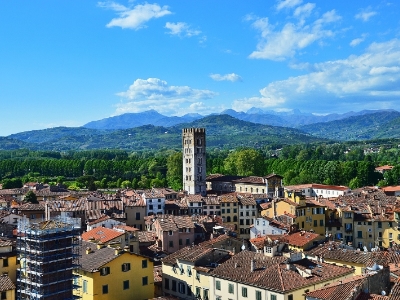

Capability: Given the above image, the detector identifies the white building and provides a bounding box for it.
[141,189,166,216]
[249,217,288,239]
[285,184,351,199]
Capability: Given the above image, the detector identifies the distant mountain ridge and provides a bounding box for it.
[2,115,323,151]
[3,108,400,151]
[82,108,399,130]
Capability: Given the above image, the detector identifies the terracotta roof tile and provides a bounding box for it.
[82,227,124,243]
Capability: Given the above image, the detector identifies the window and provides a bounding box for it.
[122,263,131,272]
[149,205,153,210]
[195,287,201,298]
[123,280,129,290]
[3,258,8,267]
[389,233,393,239]
[242,287,248,297]
[83,280,88,293]
[168,230,173,235]
[179,239,183,245]
[314,220,317,227]
[169,241,174,248]
[216,280,221,290]
[187,266,192,276]
[186,238,190,245]
[378,222,382,229]
[357,231,362,238]
[196,271,200,281]
[270,294,276,300]
[100,266,110,276]
[179,282,186,294]
[320,220,324,226]
[172,280,177,291]
[288,295,293,300]
[240,219,244,225]
[135,212,140,220]
[102,285,108,294]
[142,276,148,286]
[164,278,169,290]
[142,259,147,268]
[187,284,192,296]
[256,290,262,300]
[228,283,234,294]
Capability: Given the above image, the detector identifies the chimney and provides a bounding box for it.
[115,247,122,256]
[251,259,255,272]
[97,242,105,249]
[85,247,92,254]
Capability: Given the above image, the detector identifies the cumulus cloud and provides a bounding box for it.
[235,39,400,113]
[165,22,201,37]
[115,78,218,115]
[209,73,242,82]
[355,7,377,22]
[248,6,341,60]
[350,33,368,47]
[276,0,303,11]
[98,1,171,30]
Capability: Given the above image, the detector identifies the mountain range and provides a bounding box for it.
[2,108,400,152]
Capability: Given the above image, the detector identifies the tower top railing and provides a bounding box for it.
[182,128,205,133]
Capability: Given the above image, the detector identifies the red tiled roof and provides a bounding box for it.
[285,231,321,247]
[82,227,124,243]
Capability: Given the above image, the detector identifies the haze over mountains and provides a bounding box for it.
[2,108,400,152]
[82,108,397,130]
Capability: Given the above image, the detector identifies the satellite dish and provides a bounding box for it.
[381,291,386,296]
[241,244,246,251]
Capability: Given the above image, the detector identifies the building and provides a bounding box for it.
[161,235,242,299]
[76,240,154,300]
[249,217,288,239]
[17,216,81,300]
[182,128,206,196]
[237,194,257,238]
[142,189,166,216]
[233,174,283,197]
[209,250,354,300]
[149,215,196,254]
[284,183,351,199]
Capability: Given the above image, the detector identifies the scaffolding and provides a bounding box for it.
[16,216,82,300]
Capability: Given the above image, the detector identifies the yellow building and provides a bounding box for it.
[219,193,239,233]
[75,241,154,300]
[0,239,18,284]
[306,241,378,275]
[261,190,326,235]
[0,274,15,300]
[162,239,232,299]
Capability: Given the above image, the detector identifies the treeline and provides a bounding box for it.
[1,143,400,191]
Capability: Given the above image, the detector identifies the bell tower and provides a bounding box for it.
[182,128,206,195]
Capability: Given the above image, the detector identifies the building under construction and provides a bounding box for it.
[17,216,81,300]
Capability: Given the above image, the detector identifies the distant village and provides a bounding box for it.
[1,128,400,300]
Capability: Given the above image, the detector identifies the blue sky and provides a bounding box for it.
[1,0,400,136]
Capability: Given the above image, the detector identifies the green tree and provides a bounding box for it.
[24,191,38,204]
[166,152,183,190]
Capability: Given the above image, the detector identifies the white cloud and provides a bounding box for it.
[350,33,368,47]
[210,73,242,82]
[99,2,172,30]
[293,3,315,20]
[248,7,341,60]
[97,1,127,11]
[276,0,303,11]
[355,7,377,22]
[115,78,218,115]
[237,39,400,112]
[165,22,201,37]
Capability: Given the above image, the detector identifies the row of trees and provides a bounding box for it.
[1,146,399,191]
